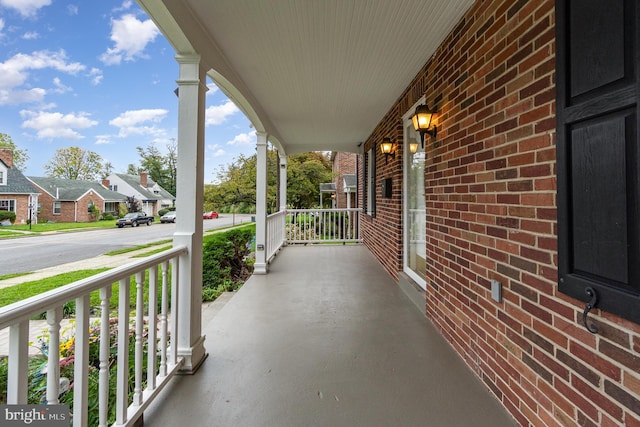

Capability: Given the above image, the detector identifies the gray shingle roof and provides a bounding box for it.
[27,176,125,201]
[0,165,39,194]
[114,173,174,200]
[343,174,357,190]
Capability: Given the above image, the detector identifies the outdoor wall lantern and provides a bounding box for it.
[380,137,396,164]
[408,138,419,154]
[411,104,437,147]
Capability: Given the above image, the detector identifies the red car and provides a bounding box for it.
[203,211,219,219]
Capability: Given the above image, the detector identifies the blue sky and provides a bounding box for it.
[0,0,256,183]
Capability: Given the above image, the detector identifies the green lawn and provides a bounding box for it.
[8,220,118,233]
[0,269,110,308]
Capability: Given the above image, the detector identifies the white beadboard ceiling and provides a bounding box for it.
[139,0,474,154]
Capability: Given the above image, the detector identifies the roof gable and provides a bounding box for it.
[0,164,39,194]
[113,173,175,200]
[27,176,126,201]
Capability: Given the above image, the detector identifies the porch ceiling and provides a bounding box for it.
[138,0,473,154]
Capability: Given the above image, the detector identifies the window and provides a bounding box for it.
[556,0,639,325]
[364,148,376,217]
[54,201,61,214]
[0,171,4,185]
[110,185,118,192]
[0,200,15,211]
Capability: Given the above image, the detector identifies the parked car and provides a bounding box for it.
[203,211,219,219]
[160,211,176,223]
[116,212,154,228]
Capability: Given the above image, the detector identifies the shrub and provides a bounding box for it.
[88,203,101,222]
[0,211,16,223]
[158,207,175,217]
[102,213,115,220]
[202,225,255,300]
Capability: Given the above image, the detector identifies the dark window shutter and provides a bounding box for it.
[556,0,640,323]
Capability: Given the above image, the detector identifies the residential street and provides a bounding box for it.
[0,214,253,276]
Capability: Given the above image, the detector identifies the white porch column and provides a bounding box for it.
[174,54,207,372]
[254,131,268,274]
[279,154,287,211]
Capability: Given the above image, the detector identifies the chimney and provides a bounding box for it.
[140,172,148,188]
[102,179,110,189]
[0,149,13,169]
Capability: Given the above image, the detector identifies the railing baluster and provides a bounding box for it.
[0,246,187,427]
[98,286,112,427]
[73,294,90,427]
[133,271,144,406]
[283,209,362,243]
[169,259,179,366]
[46,307,62,405]
[116,277,130,425]
[159,261,169,376]
[147,265,158,390]
[7,321,29,404]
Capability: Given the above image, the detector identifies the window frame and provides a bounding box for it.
[0,199,16,211]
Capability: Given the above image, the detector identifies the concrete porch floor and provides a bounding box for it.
[144,245,516,427]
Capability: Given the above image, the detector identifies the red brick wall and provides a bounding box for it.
[0,195,30,224]
[37,190,103,223]
[360,0,640,425]
[332,152,357,209]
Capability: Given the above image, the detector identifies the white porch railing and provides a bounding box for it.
[0,246,187,427]
[285,208,361,244]
[266,211,286,262]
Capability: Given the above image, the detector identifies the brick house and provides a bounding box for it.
[28,176,125,223]
[0,149,39,224]
[356,1,640,426]
[111,1,640,425]
[331,152,357,209]
[104,172,175,216]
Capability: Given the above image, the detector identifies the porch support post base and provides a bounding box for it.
[253,262,268,275]
[178,335,208,374]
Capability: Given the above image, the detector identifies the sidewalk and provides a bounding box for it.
[0,251,146,289]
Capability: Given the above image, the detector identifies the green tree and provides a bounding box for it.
[286,152,333,208]
[44,146,105,180]
[0,133,29,171]
[204,150,332,213]
[133,140,177,196]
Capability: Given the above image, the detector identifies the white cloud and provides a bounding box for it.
[87,68,103,85]
[109,108,167,137]
[0,0,51,17]
[100,14,159,65]
[0,18,5,33]
[66,4,78,15]
[206,83,219,96]
[51,77,72,94]
[95,135,112,145]
[0,49,85,106]
[0,87,45,105]
[22,31,39,40]
[113,1,133,13]
[205,100,239,126]
[20,109,98,139]
[227,131,255,146]
[0,50,84,89]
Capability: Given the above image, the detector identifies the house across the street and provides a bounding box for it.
[28,176,126,223]
[104,172,175,216]
[0,149,39,224]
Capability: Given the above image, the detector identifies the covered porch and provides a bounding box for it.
[144,244,515,427]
